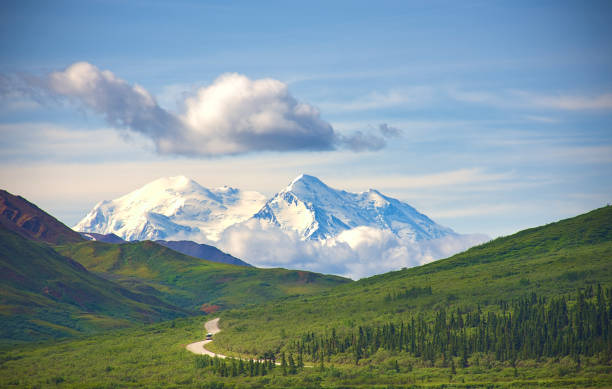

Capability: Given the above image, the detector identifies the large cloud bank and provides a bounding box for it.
[216,219,488,279]
[8,62,390,156]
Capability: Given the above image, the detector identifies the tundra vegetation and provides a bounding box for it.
[0,207,611,388]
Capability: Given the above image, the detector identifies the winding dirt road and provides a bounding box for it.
[185,318,226,358]
[186,318,307,367]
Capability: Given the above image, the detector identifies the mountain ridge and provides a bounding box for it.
[253,174,455,241]
[74,175,267,242]
[1,189,84,245]
[74,174,455,245]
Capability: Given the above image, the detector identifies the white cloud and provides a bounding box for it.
[216,219,488,279]
[7,62,389,156]
[178,72,336,155]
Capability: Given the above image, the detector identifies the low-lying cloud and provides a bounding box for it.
[216,219,488,279]
[6,62,389,156]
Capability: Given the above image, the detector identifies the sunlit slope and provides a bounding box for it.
[56,240,350,311]
[213,206,612,354]
[0,227,186,344]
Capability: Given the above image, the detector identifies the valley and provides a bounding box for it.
[0,189,610,387]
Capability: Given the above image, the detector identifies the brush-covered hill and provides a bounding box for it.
[0,226,187,344]
[0,189,83,245]
[211,206,612,359]
[55,239,350,311]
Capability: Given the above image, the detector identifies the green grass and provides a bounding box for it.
[1,316,610,388]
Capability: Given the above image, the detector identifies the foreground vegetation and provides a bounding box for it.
[212,206,612,359]
[1,207,610,387]
[1,315,610,388]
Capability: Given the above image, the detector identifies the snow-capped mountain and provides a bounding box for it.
[74,176,266,242]
[75,174,454,246]
[253,174,455,241]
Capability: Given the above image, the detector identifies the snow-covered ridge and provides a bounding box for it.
[74,176,267,242]
[253,174,455,241]
[74,174,455,244]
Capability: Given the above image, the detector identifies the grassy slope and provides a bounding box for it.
[212,206,612,356]
[0,227,187,344]
[55,240,350,311]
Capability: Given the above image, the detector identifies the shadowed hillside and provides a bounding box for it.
[0,226,187,344]
[0,190,83,245]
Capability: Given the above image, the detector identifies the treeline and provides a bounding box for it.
[384,285,432,302]
[194,352,303,377]
[292,285,612,365]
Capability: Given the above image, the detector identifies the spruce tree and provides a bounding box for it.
[281,352,287,376]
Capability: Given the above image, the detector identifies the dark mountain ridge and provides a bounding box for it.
[0,189,83,244]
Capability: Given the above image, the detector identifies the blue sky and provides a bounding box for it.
[1,0,611,238]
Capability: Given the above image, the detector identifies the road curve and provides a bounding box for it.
[185,318,284,365]
[185,318,227,358]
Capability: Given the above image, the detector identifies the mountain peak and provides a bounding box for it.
[288,173,324,187]
[254,176,454,241]
[74,176,266,242]
[144,176,202,193]
[286,174,331,196]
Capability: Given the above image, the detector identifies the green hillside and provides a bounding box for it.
[1,207,611,388]
[211,206,612,361]
[0,226,186,344]
[55,240,350,311]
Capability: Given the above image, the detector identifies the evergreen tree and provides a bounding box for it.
[288,353,297,374]
[281,352,287,376]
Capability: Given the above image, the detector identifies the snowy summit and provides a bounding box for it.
[74,174,455,245]
[74,176,266,242]
[253,174,455,241]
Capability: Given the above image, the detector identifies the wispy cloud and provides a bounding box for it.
[338,168,513,191]
[0,122,154,163]
[319,85,612,114]
[448,87,612,111]
[428,204,521,219]
[317,87,434,112]
[515,91,612,110]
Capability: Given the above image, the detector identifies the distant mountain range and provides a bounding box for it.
[75,174,455,243]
